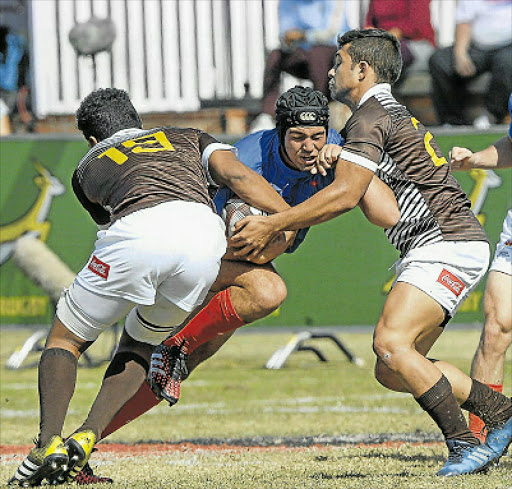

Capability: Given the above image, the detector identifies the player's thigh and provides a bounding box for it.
[56,281,135,342]
[211,259,280,291]
[374,281,446,352]
[125,292,192,346]
[213,259,286,303]
[484,270,512,333]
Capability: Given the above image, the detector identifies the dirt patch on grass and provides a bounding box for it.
[0,432,443,457]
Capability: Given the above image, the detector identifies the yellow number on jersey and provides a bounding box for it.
[411,117,447,167]
[98,131,175,165]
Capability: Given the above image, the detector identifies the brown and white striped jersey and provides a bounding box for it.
[339,84,488,256]
[72,127,231,225]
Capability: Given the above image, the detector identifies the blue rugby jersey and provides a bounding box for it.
[214,128,343,253]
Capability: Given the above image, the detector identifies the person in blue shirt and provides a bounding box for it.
[450,93,512,450]
[50,87,399,484]
[0,25,26,118]
[251,0,351,131]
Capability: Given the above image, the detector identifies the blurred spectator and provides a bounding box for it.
[429,0,512,127]
[250,0,350,132]
[0,97,10,135]
[364,0,436,86]
[0,24,32,132]
[0,26,25,112]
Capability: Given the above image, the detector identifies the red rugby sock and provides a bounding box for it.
[164,288,245,353]
[100,381,161,440]
[100,289,245,440]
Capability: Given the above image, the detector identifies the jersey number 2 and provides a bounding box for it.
[411,117,447,167]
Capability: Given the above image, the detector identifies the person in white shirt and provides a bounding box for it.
[428,0,512,127]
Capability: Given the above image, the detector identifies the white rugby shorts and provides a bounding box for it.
[490,209,512,275]
[394,240,490,316]
[76,200,226,310]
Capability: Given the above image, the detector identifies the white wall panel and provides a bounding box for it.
[196,0,215,100]
[29,0,458,117]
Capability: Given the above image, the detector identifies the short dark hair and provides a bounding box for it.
[76,88,142,141]
[337,28,402,84]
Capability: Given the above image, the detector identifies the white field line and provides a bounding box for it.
[0,388,414,419]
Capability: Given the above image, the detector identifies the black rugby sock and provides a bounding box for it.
[79,352,149,439]
[38,348,78,446]
[461,379,512,429]
[416,375,478,445]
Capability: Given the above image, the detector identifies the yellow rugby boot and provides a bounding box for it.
[8,435,68,486]
[63,430,97,482]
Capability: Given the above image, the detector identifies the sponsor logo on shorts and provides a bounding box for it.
[437,269,465,297]
[88,255,110,279]
[505,239,512,246]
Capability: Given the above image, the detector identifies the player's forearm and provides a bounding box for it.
[228,171,290,214]
[224,232,287,264]
[266,181,358,233]
[469,145,499,168]
[494,136,512,168]
[211,151,290,213]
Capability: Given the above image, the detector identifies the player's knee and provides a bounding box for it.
[372,334,392,363]
[493,309,512,339]
[124,304,189,346]
[242,273,287,316]
[374,360,392,386]
[374,360,406,392]
[480,316,512,356]
[255,275,287,314]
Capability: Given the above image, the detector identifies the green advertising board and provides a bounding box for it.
[0,132,510,328]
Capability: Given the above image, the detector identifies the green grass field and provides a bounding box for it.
[1,326,511,488]
[0,129,510,487]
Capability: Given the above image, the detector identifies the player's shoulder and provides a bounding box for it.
[347,97,392,136]
[235,129,278,163]
[235,128,278,148]
[357,95,391,118]
[159,125,202,137]
[326,128,343,144]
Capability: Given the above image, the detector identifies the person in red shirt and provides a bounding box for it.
[364,0,436,84]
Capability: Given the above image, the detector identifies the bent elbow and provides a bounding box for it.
[332,191,360,217]
[388,207,401,228]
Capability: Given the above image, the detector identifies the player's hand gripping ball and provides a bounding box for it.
[221,198,268,237]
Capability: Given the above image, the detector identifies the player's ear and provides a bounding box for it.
[87,136,98,148]
[358,61,369,79]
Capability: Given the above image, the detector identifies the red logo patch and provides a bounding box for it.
[88,255,110,279]
[437,269,465,297]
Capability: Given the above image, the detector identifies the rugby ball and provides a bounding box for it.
[221,198,268,237]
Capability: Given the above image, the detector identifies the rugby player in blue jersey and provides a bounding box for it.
[231,30,512,476]
[88,87,399,457]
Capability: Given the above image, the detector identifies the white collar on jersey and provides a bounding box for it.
[112,127,144,137]
[358,83,391,107]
